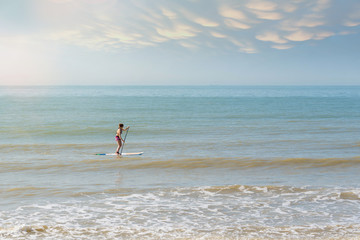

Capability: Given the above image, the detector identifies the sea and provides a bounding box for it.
[0,85,360,239]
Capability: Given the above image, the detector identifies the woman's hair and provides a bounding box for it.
[119,123,124,128]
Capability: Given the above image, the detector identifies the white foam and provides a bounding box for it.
[1,185,360,239]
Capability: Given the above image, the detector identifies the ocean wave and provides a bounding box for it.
[0,160,124,173]
[1,187,70,198]
[2,184,360,203]
[1,152,360,173]
[1,224,360,240]
[119,156,360,170]
[1,184,360,239]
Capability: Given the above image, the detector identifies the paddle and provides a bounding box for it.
[119,127,130,155]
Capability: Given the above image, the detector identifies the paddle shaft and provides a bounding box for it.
[120,127,130,154]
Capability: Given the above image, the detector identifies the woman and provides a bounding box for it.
[115,123,130,154]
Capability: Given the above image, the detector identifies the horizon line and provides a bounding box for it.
[1,84,360,87]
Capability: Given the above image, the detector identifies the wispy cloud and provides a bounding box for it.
[271,44,293,50]
[224,19,252,29]
[280,3,298,13]
[256,32,288,44]
[193,17,219,27]
[296,16,325,27]
[219,5,248,20]
[314,31,334,40]
[344,3,360,27]
[156,23,199,40]
[210,31,228,38]
[311,0,331,12]
[344,21,360,27]
[161,8,178,20]
[285,30,314,41]
[246,0,278,11]
[251,10,283,20]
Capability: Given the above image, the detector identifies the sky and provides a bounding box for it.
[0,0,359,86]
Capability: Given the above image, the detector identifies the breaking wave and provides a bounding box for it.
[1,184,360,239]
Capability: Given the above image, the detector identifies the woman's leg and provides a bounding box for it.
[116,140,122,153]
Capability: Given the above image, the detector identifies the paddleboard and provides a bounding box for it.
[96,152,143,156]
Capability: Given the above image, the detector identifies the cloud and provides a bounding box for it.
[210,31,227,38]
[228,38,257,53]
[282,28,333,43]
[149,34,168,43]
[224,19,251,29]
[245,0,282,20]
[285,30,314,41]
[219,5,247,20]
[156,24,198,40]
[246,0,277,11]
[256,32,287,43]
[104,26,141,43]
[342,3,360,27]
[339,30,356,35]
[177,7,220,28]
[296,17,325,27]
[272,44,293,50]
[312,0,331,12]
[281,4,297,13]
[242,47,257,54]
[251,10,283,20]
[161,8,178,19]
[179,41,198,49]
[344,21,360,27]
[193,17,219,27]
[313,31,334,40]
[349,7,360,20]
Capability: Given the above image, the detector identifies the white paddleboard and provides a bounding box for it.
[96,152,143,156]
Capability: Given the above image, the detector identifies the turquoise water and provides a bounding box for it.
[1,86,360,239]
